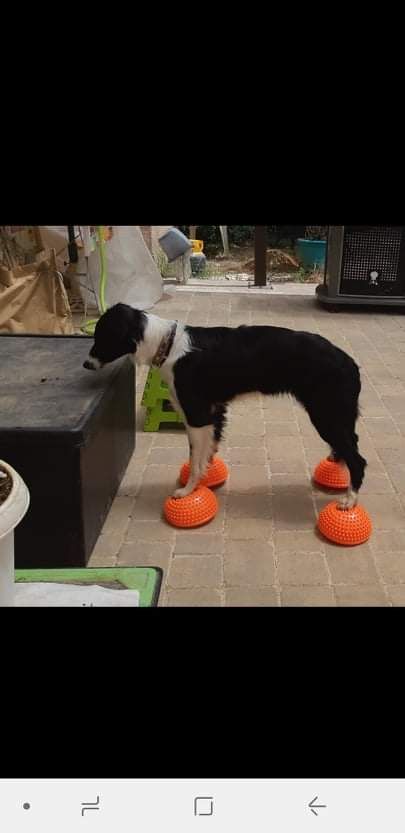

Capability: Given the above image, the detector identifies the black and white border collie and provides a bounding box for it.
[84,303,367,508]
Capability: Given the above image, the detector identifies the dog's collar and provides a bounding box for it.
[152,321,178,368]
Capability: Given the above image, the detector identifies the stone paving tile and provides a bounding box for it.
[174,533,224,555]
[228,448,267,465]
[274,530,326,553]
[359,494,405,529]
[265,421,301,437]
[224,540,275,586]
[227,416,265,436]
[277,552,330,586]
[280,587,336,607]
[386,586,405,606]
[273,491,317,530]
[363,418,401,438]
[266,437,307,460]
[148,447,187,465]
[269,458,308,475]
[224,588,279,606]
[130,495,168,522]
[166,589,222,607]
[334,585,389,606]
[126,519,175,543]
[271,474,312,491]
[167,556,222,589]
[360,471,395,494]
[225,433,266,448]
[324,543,380,585]
[152,431,187,448]
[118,540,172,570]
[224,518,273,539]
[384,465,405,495]
[90,533,123,566]
[226,466,271,494]
[117,462,145,497]
[373,551,405,584]
[226,494,273,520]
[370,530,405,552]
[101,497,135,536]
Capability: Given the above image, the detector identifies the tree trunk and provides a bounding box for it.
[254,226,267,287]
[219,225,230,257]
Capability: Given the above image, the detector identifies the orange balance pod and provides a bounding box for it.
[164,486,218,529]
[318,501,372,546]
[313,458,350,490]
[179,457,228,489]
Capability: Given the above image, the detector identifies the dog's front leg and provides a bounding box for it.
[173,424,215,499]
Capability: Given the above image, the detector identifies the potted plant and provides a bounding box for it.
[296,226,328,270]
[0,461,30,607]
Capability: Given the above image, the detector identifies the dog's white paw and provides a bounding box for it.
[338,489,358,510]
[173,486,192,500]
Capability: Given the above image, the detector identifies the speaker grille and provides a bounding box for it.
[342,226,402,283]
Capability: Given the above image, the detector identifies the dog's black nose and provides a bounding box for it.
[83,360,95,371]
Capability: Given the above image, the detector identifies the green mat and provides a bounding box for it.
[15,567,162,607]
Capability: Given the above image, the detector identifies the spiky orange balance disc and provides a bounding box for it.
[318,501,372,546]
[179,457,228,489]
[164,486,218,529]
[313,458,350,490]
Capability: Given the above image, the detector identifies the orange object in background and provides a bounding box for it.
[189,239,204,253]
[164,486,218,529]
[313,458,350,490]
[179,457,228,489]
[318,501,372,546]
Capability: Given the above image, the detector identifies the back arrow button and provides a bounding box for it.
[308,797,327,816]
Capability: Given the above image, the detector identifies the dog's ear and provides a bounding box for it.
[113,303,133,315]
[105,304,143,336]
[111,304,147,347]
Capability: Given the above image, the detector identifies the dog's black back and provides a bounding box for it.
[174,323,366,493]
[177,324,357,401]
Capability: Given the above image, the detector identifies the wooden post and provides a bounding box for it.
[219,225,230,257]
[254,226,267,286]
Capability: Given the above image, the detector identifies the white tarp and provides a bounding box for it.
[89,225,163,310]
[14,583,140,607]
[41,226,163,311]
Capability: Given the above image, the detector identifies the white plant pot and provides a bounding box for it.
[0,461,30,607]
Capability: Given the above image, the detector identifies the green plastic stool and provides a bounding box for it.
[141,368,184,432]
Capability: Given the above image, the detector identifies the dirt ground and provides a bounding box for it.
[207,245,255,272]
[0,466,12,506]
[203,246,324,283]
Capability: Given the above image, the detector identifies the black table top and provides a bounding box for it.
[0,335,132,443]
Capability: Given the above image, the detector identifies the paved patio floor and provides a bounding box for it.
[87,288,405,606]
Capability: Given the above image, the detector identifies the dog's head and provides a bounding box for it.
[83,303,147,371]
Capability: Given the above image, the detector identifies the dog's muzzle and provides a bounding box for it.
[83,358,102,371]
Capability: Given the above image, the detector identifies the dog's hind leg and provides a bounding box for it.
[328,431,359,463]
[212,404,228,458]
[306,404,366,509]
[333,434,367,509]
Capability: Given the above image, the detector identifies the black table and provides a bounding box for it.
[0,335,135,568]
